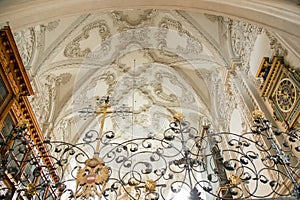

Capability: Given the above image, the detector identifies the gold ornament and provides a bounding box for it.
[252,110,265,119]
[173,113,184,122]
[75,157,110,199]
[145,179,156,193]
[128,177,139,186]
[229,175,241,186]
[25,183,37,198]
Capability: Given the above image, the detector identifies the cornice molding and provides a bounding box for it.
[0,26,34,96]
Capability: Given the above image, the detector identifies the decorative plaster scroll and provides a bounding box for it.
[112,62,199,123]
[265,30,288,56]
[13,27,35,67]
[150,109,173,135]
[229,19,262,68]
[232,75,263,131]
[151,82,177,103]
[54,117,75,141]
[176,36,202,56]
[118,28,151,48]
[175,11,228,66]
[72,17,208,68]
[28,82,50,126]
[159,17,183,31]
[229,72,254,127]
[29,73,71,127]
[208,69,236,131]
[53,73,72,85]
[45,73,71,119]
[204,14,218,22]
[87,27,153,63]
[154,70,196,105]
[64,20,111,58]
[111,9,157,29]
[158,17,203,57]
[45,20,60,32]
[154,28,179,60]
[73,70,117,107]
[86,39,111,60]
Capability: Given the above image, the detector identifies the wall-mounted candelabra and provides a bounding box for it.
[0,98,299,200]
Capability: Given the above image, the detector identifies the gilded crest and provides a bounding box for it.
[74,157,110,199]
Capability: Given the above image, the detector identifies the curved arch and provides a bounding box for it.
[0,0,300,38]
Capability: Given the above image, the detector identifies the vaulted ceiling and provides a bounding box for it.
[1,1,300,144]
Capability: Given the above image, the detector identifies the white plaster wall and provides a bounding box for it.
[249,32,272,78]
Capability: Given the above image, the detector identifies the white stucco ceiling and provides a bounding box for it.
[9,10,230,143]
[1,1,299,144]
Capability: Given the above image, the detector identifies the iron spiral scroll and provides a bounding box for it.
[1,112,300,199]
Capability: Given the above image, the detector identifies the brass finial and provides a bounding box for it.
[202,116,210,129]
[128,178,139,186]
[25,183,37,197]
[229,175,241,186]
[173,113,184,122]
[252,110,265,119]
[145,179,156,192]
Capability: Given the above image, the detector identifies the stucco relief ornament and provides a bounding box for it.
[28,80,50,126]
[55,73,72,85]
[14,28,35,67]
[29,73,71,128]
[118,28,151,49]
[176,36,203,56]
[229,19,261,68]
[64,20,111,58]
[45,20,60,32]
[157,17,203,60]
[265,30,288,56]
[111,9,157,29]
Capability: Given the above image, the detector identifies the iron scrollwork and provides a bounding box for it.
[0,110,300,200]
